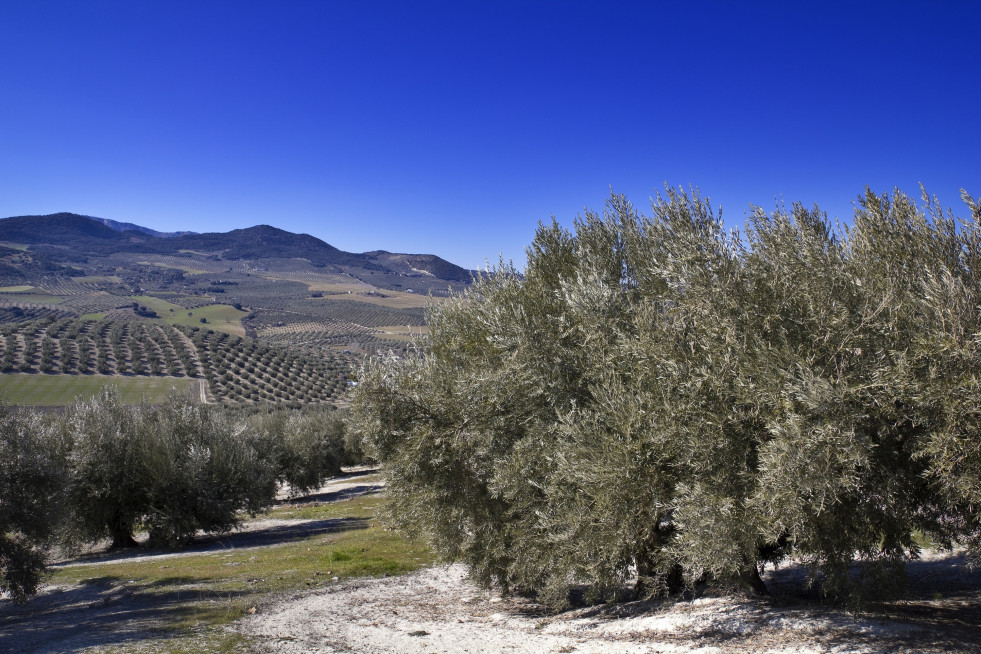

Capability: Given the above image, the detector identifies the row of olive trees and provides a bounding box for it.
[1,389,353,602]
[353,186,981,606]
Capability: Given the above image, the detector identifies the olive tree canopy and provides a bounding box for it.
[353,187,981,606]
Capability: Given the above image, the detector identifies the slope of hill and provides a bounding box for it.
[84,214,196,238]
[0,317,351,406]
[0,213,472,288]
[0,211,470,405]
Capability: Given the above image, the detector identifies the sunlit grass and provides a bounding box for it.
[0,373,192,405]
[265,491,383,521]
[53,524,432,595]
[45,490,432,652]
[0,292,64,303]
[130,295,248,337]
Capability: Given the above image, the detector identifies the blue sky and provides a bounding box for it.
[2,1,979,270]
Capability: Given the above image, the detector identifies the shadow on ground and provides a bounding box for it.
[56,516,370,568]
[282,483,382,506]
[0,578,251,653]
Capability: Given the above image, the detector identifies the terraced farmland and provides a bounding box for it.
[0,317,352,406]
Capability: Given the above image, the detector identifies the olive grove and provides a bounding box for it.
[353,186,981,605]
[1,389,355,601]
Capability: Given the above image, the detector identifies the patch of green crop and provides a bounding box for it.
[0,292,64,303]
[265,492,383,521]
[0,373,192,406]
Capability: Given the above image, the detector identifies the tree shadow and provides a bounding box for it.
[281,484,382,506]
[61,516,369,567]
[0,579,253,653]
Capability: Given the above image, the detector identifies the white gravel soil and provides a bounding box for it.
[234,556,980,654]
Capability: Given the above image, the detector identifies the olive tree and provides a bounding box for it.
[0,405,66,602]
[62,387,154,549]
[249,407,348,496]
[141,393,277,548]
[62,387,277,550]
[353,186,981,606]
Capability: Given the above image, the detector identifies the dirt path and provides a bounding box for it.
[235,552,981,654]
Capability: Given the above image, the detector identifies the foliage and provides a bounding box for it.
[141,393,277,547]
[61,387,278,550]
[62,387,155,548]
[248,407,349,496]
[353,186,981,606]
[0,404,67,602]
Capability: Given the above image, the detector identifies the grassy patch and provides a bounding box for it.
[138,261,208,275]
[131,296,248,337]
[80,312,108,321]
[0,374,193,405]
[309,289,433,309]
[0,292,65,303]
[46,491,433,652]
[0,284,35,292]
[130,294,188,315]
[265,492,383,521]
[167,305,248,337]
[54,523,431,594]
[374,325,429,342]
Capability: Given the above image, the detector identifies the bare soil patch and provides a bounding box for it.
[235,552,981,654]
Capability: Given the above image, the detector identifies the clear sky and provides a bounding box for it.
[2,1,979,270]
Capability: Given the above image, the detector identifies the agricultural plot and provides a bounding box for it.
[182,326,351,405]
[309,288,434,309]
[0,292,64,304]
[129,295,248,337]
[0,317,354,406]
[0,373,192,405]
[108,253,239,275]
[166,303,248,336]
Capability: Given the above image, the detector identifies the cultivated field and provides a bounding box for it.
[0,318,352,406]
[0,373,194,405]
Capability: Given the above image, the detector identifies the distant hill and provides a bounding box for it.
[0,212,470,393]
[83,215,196,238]
[0,212,127,244]
[0,212,473,287]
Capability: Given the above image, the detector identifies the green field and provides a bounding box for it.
[0,373,193,406]
[0,285,35,292]
[138,260,208,274]
[71,275,122,284]
[0,292,65,304]
[131,295,248,337]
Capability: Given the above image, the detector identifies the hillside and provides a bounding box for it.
[0,317,351,406]
[0,212,471,405]
[0,213,472,288]
[84,214,195,238]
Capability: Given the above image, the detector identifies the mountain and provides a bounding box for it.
[83,215,196,238]
[0,212,129,244]
[0,212,473,289]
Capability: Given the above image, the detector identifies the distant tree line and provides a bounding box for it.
[353,186,981,606]
[0,388,360,603]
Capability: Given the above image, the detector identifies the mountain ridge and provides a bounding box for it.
[0,212,473,285]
